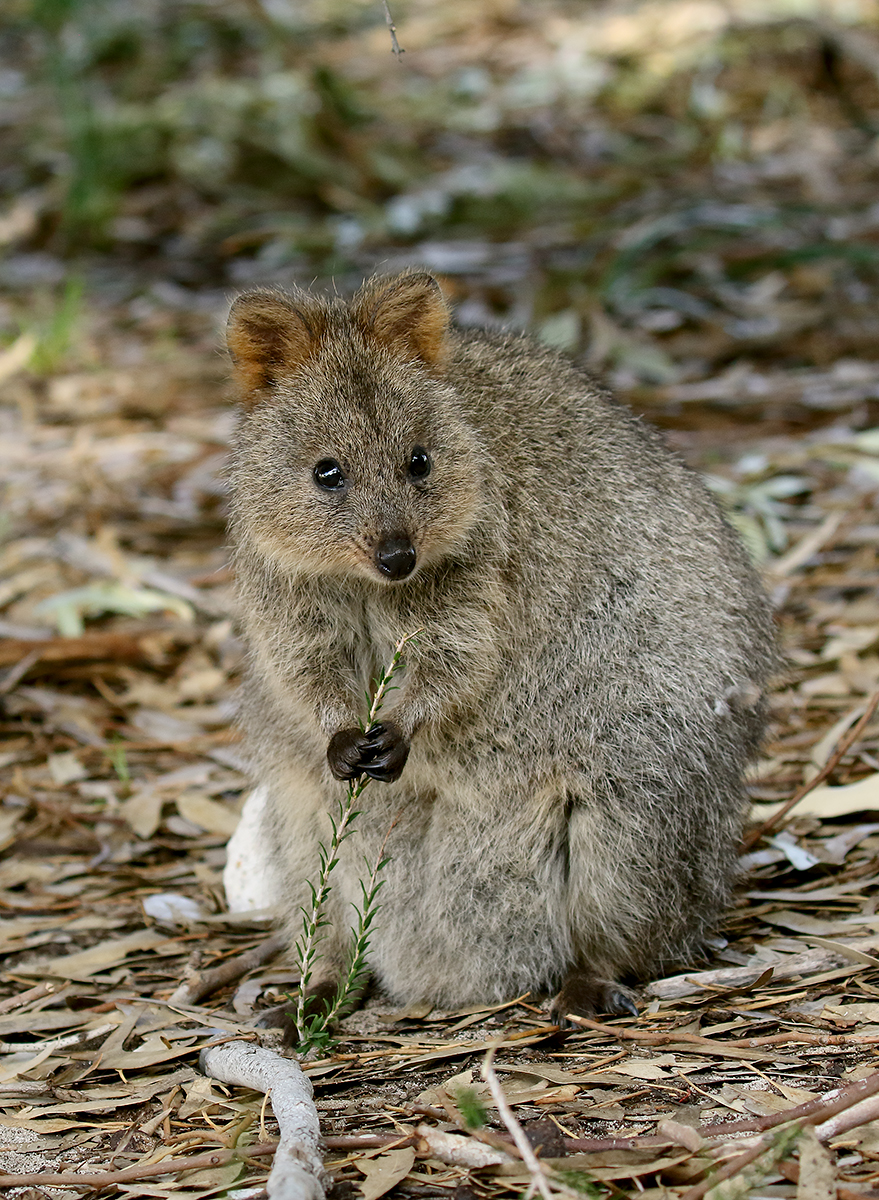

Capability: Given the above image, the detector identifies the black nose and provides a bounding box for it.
[375,536,416,580]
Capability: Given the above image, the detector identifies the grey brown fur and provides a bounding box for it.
[225,271,776,1019]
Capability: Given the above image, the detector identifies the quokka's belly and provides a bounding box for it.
[335,794,576,1006]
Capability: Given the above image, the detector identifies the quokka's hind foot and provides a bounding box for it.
[549,968,639,1027]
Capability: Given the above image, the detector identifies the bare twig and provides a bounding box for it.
[0,647,42,694]
[382,1,404,57]
[0,1145,276,1191]
[813,1092,879,1141]
[481,1047,566,1200]
[742,687,879,849]
[766,508,846,581]
[0,980,59,1013]
[169,932,286,1007]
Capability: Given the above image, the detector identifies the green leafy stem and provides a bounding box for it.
[293,629,420,1054]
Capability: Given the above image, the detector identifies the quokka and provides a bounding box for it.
[223,270,775,1025]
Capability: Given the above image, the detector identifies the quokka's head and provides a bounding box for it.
[227,271,484,584]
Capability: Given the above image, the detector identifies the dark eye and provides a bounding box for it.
[408,447,431,479]
[313,459,346,491]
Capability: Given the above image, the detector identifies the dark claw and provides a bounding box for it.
[607,987,639,1018]
[361,726,409,781]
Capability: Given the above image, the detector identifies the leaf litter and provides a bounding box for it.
[9,1,879,1197]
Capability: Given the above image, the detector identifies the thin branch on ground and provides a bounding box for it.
[169,932,286,1006]
[743,687,879,849]
[481,1047,582,1200]
[0,1144,277,1190]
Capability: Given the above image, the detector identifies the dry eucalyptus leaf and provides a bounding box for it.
[0,807,22,853]
[142,891,208,926]
[175,790,239,837]
[47,751,87,784]
[604,1057,675,1080]
[28,928,170,978]
[755,773,879,821]
[119,788,164,839]
[356,1148,417,1200]
[796,1126,835,1200]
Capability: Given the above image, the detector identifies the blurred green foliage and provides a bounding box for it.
[18,0,415,245]
[5,0,879,383]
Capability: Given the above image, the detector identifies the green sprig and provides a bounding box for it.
[292,629,420,1054]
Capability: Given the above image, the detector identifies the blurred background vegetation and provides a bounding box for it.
[5,0,879,422]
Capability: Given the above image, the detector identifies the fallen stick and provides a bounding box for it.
[169,932,286,1006]
[200,1041,325,1200]
[0,632,157,668]
[647,939,879,999]
[481,1047,560,1200]
[0,1145,276,1191]
[742,687,879,849]
[814,1092,879,1141]
[415,1126,513,1168]
[681,1071,879,1200]
[0,980,59,1013]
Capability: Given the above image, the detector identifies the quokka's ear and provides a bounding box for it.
[226,291,322,403]
[356,272,449,368]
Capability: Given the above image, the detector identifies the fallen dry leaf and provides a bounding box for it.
[355,1148,417,1200]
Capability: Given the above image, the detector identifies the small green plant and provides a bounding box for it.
[107,735,130,786]
[452,1085,488,1131]
[29,275,84,375]
[293,629,418,1055]
[549,1170,605,1198]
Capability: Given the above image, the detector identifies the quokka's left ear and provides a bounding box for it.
[354,272,450,369]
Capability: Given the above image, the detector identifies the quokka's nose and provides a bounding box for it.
[375,536,416,580]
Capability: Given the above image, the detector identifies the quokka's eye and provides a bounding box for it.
[409,447,431,479]
[313,459,346,491]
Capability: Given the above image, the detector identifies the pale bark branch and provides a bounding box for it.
[200,1041,325,1200]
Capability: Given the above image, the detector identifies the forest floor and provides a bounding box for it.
[6,1,879,1197]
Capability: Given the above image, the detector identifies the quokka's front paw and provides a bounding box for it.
[327,721,409,782]
[550,969,639,1027]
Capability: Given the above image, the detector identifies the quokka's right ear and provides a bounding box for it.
[226,291,322,403]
